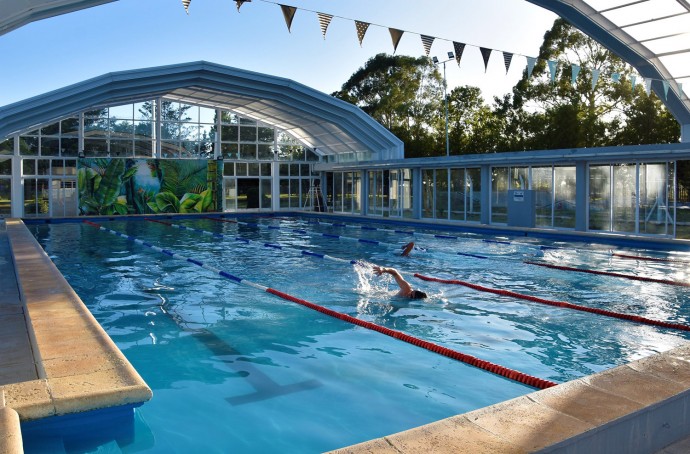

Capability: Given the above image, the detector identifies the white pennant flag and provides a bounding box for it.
[631,75,637,92]
[663,80,670,99]
[526,57,537,78]
[317,13,333,40]
[644,78,652,95]
[571,64,580,85]
[181,0,191,14]
[547,60,558,84]
[591,69,600,90]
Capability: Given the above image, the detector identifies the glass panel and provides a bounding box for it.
[258,127,274,143]
[61,118,79,137]
[40,122,59,136]
[260,178,271,210]
[239,117,256,125]
[236,163,247,176]
[422,169,434,218]
[134,102,150,121]
[85,109,107,118]
[199,106,215,124]
[221,143,239,160]
[161,123,180,140]
[435,169,448,219]
[280,179,291,208]
[222,162,234,177]
[301,179,311,210]
[240,126,257,142]
[612,163,636,233]
[38,160,50,175]
[40,138,59,156]
[182,104,199,123]
[248,163,260,176]
[134,140,153,157]
[510,167,529,189]
[23,178,50,217]
[352,172,361,213]
[84,139,108,157]
[111,141,133,157]
[23,159,36,175]
[84,118,108,138]
[109,104,134,120]
[221,111,239,124]
[19,137,38,156]
[554,166,576,229]
[161,141,182,158]
[240,144,256,160]
[0,159,11,176]
[0,138,13,155]
[491,167,509,224]
[258,144,273,160]
[279,164,289,177]
[466,168,481,222]
[401,169,414,219]
[61,138,79,157]
[180,141,197,158]
[134,121,153,139]
[589,165,610,231]
[51,178,78,217]
[0,178,10,215]
[532,167,553,228]
[344,172,353,213]
[260,163,271,176]
[64,160,77,176]
[181,124,199,142]
[449,168,465,221]
[224,178,237,211]
[334,172,344,213]
[639,163,670,235]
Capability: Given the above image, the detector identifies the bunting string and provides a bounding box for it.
[181,0,687,100]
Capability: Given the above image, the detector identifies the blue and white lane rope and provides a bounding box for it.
[81,220,556,390]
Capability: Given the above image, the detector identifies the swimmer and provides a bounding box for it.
[401,242,415,257]
[372,265,428,299]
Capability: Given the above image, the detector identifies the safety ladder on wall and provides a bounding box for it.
[305,185,327,212]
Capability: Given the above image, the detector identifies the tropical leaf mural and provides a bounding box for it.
[78,158,219,216]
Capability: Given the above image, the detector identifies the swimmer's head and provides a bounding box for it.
[410,290,427,299]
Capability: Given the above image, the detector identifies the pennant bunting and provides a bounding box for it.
[355,21,370,47]
[571,64,580,85]
[181,0,191,14]
[631,75,637,92]
[502,52,513,74]
[453,42,466,66]
[547,60,557,84]
[280,5,297,32]
[479,47,492,72]
[235,0,250,12]
[645,78,652,95]
[591,69,600,90]
[389,28,404,53]
[663,80,670,99]
[420,35,435,57]
[526,56,537,78]
[317,13,333,39]
[611,72,620,83]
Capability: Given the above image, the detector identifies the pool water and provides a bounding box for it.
[26,216,690,453]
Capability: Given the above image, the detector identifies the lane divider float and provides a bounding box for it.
[82,220,556,390]
[523,260,690,287]
[414,273,690,332]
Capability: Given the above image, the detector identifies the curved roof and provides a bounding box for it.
[0,0,116,36]
[0,61,404,160]
[527,0,690,125]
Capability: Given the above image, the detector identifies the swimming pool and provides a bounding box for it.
[24,215,690,453]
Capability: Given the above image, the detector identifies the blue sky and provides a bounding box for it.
[0,0,557,107]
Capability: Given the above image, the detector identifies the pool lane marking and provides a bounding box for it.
[414,273,690,333]
[611,252,690,264]
[82,220,556,390]
[147,217,690,331]
[523,260,690,288]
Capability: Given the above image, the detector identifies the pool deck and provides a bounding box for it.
[0,219,152,453]
[2,216,690,453]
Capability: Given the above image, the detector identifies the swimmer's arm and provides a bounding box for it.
[373,266,413,295]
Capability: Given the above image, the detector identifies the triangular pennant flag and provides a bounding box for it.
[355,20,370,47]
[644,78,652,95]
[317,13,333,39]
[389,28,404,53]
[479,47,492,72]
[526,56,537,78]
[235,0,250,12]
[502,52,513,74]
[453,42,466,66]
[571,64,580,85]
[280,5,297,32]
[547,60,557,84]
[591,69,600,90]
[420,35,435,57]
[631,75,637,92]
[611,73,620,83]
[663,80,670,99]
[181,0,191,14]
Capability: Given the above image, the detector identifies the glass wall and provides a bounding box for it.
[554,166,576,229]
[491,167,509,224]
[422,167,481,222]
[389,169,413,218]
[331,171,361,214]
[639,162,673,235]
[368,170,388,216]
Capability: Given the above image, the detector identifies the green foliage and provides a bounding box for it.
[78,158,136,215]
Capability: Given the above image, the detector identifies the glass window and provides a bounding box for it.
[435,169,448,219]
[84,139,108,156]
[422,169,434,218]
[466,168,481,222]
[38,160,50,175]
[639,163,670,235]
[240,144,256,160]
[248,163,260,176]
[134,121,153,138]
[40,122,59,136]
[258,127,274,143]
[279,164,289,177]
[223,162,234,177]
[109,104,134,120]
[61,138,79,157]
[449,168,465,221]
[221,143,238,159]
[111,140,133,157]
[236,162,248,176]
[554,166,576,229]
[181,124,199,142]
[221,125,238,142]
[532,166,553,228]
[0,138,13,155]
[110,119,134,137]
[23,159,35,175]
[491,167,509,224]
[0,178,10,216]
[40,138,60,156]
[134,140,153,157]
[0,158,11,176]
[61,118,79,137]
[280,179,292,208]
[199,106,215,124]
[19,137,38,156]
[239,117,256,125]
[224,178,237,211]
[260,163,271,176]
[261,179,272,210]
[612,163,636,233]
[84,118,108,138]
[258,144,273,160]
[161,122,180,141]
[240,126,257,142]
[589,165,611,231]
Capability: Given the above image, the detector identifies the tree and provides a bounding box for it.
[332,53,443,157]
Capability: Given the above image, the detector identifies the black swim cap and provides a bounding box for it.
[411,290,427,299]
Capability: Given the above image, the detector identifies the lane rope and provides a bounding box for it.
[523,260,690,287]
[82,220,557,390]
[611,252,690,264]
[414,273,690,332]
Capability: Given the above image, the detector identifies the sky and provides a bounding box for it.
[0,0,559,107]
